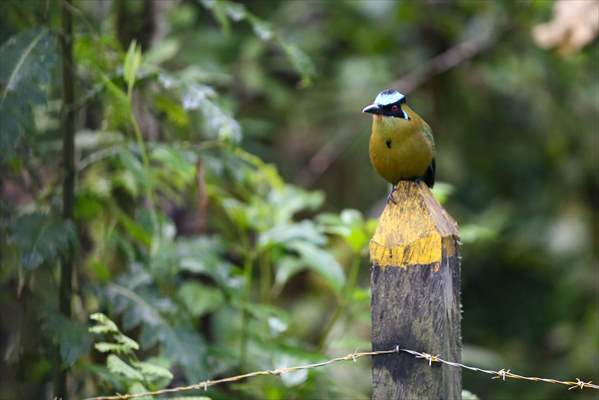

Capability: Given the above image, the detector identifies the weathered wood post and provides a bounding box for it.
[370,181,461,399]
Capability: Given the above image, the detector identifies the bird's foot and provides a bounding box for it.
[386,186,398,204]
[410,176,423,186]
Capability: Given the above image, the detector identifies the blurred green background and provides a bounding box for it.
[1,0,597,399]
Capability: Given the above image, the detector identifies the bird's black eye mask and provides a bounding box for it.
[362,90,409,119]
[380,100,408,119]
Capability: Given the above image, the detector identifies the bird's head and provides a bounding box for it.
[362,89,409,120]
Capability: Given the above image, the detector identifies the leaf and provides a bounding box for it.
[274,256,306,292]
[161,327,208,382]
[182,83,242,143]
[6,212,75,270]
[200,0,231,36]
[279,41,316,87]
[198,0,314,86]
[114,332,140,352]
[117,148,151,190]
[114,209,152,248]
[124,40,142,95]
[154,94,189,127]
[42,314,92,367]
[143,38,180,65]
[133,359,174,382]
[0,29,47,101]
[107,354,144,381]
[223,1,247,21]
[95,342,130,354]
[175,237,235,287]
[105,283,169,331]
[258,221,326,250]
[0,28,57,160]
[101,74,131,126]
[267,186,324,225]
[318,209,370,253]
[247,16,274,41]
[151,145,197,190]
[89,312,119,334]
[178,282,224,317]
[287,240,345,292]
[128,382,152,400]
[90,313,140,355]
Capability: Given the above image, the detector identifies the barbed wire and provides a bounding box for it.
[86,345,598,400]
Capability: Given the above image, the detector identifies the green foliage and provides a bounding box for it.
[4,212,76,270]
[1,1,597,400]
[199,0,315,86]
[0,27,56,161]
[90,313,173,392]
[123,41,142,96]
[43,314,92,367]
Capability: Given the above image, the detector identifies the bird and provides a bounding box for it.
[362,89,435,201]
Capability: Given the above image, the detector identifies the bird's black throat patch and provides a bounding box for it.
[385,140,392,149]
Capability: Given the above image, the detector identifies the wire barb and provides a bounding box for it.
[492,369,511,381]
[568,378,593,391]
[416,352,441,366]
[85,345,598,400]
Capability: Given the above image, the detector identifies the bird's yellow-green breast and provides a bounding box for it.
[362,90,435,187]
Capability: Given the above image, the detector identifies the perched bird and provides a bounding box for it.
[362,89,435,200]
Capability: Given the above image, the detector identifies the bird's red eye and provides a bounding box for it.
[391,105,399,112]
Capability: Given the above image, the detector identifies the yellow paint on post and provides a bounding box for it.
[370,181,459,269]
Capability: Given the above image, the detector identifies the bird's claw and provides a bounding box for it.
[386,186,398,204]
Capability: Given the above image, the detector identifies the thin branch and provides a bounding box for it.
[390,26,500,93]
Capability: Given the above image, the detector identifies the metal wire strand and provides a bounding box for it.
[85,346,598,400]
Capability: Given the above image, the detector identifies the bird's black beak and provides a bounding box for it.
[362,103,382,115]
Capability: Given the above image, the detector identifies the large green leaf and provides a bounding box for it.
[273,256,306,292]
[0,28,56,161]
[175,237,236,288]
[160,327,208,383]
[258,220,326,250]
[287,240,345,292]
[178,282,224,317]
[5,212,76,270]
[133,358,173,382]
[317,209,373,253]
[105,283,170,331]
[42,314,92,367]
[268,186,324,225]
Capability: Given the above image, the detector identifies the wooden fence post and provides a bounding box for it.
[370,181,461,399]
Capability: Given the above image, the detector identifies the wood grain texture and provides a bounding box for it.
[370,181,461,400]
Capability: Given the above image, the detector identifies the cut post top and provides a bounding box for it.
[370,181,459,269]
